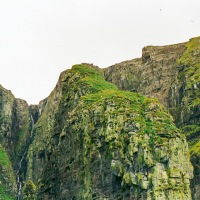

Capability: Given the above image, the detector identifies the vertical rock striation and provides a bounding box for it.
[25,65,193,199]
[103,36,200,199]
[0,85,34,199]
[0,37,199,199]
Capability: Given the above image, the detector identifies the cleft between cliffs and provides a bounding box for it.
[26,64,194,199]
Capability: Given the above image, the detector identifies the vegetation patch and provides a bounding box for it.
[0,185,14,200]
[177,37,200,107]
[0,144,11,167]
[0,145,15,200]
[190,140,200,156]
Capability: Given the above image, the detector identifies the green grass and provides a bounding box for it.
[72,64,118,93]
[71,64,102,76]
[73,64,180,147]
[0,185,14,200]
[0,145,11,167]
[82,89,145,109]
[0,145,15,199]
[71,64,145,104]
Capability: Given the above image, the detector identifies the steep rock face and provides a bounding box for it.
[103,37,200,199]
[104,42,186,108]
[0,85,31,164]
[25,65,193,199]
[0,85,34,198]
[175,37,200,200]
[0,85,15,152]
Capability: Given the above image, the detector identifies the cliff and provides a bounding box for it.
[0,85,32,199]
[0,85,40,199]
[104,36,200,199]
[24,65,193,199]
[0,37,199,200]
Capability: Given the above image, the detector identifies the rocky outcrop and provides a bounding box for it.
[25,65,193,199]
[103,36,200,199]
[0,85,34,199]
[103,42,187,108]
[0,37,199,199]
[0,85,32,164]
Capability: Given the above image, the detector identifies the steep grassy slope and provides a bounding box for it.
[25,64,193,199]
[0,144,15,199]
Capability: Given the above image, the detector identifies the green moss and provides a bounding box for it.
[182,125,200,138]
[190,97,200,107]
[123,172,132,185]
[190,140,200,156]
[27,64,192,199]
[175,37,200,161]
[178,37,200,71]
[22,180,37,200]
[177,37,200,107]
[137,154,144,165]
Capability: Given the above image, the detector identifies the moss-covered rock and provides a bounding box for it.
[0,84,34,199]
[0,85,32,164]
[22,180,37,200]
[0,37,199,199]
[26,64,193,199]
[104,36,200,199]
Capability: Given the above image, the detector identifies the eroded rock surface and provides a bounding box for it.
[25,65,193,199]
[104,37,200,199]
[0,37,199,200]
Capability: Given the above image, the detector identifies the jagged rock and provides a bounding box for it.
[104,36,200,199]
[0,37,199,199]
[25,64,193,199]
[0,85,34,199]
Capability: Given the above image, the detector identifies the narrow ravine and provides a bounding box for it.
[16,114,35,200]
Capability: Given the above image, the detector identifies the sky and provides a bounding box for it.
[0,0,200,104]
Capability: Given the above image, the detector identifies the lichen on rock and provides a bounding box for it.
[103,37,200,199]
[25,64,193,199]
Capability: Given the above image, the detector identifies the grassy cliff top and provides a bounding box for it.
[69,64,180,139]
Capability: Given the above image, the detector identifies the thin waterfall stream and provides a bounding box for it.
[16,114,34,200]
[16,152,26,199]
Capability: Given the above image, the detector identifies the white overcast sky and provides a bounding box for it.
[0,0,200,104]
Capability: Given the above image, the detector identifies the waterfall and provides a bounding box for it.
[16,151,26,200]
[16,114,34,200]
[30,114,34,135]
